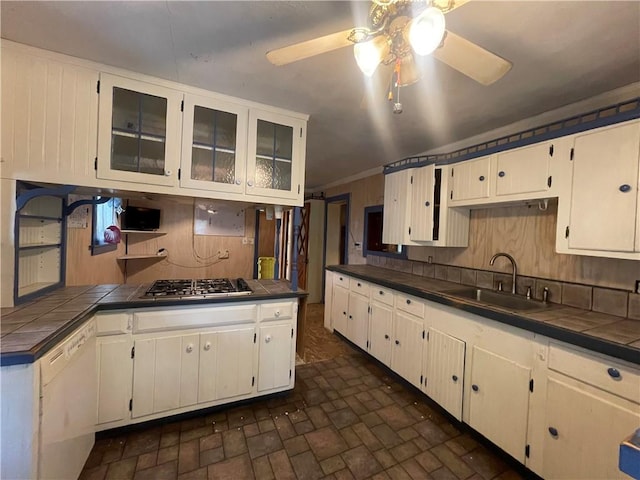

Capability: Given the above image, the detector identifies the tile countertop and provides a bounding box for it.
[0,279,307,366]
[327,265,640,366]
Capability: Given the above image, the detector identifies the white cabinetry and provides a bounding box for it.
[330,276,370,351]
[391,294,425,388]
[495,141,553,197]
[331,280,349,336]
[559,120,640,257]
[542,343,640,480]
[383,166,469,246]
[180,94,248,194]
[450,156,492,203]
[467,346,531,463]
[258,323,294,392]
[423,328,465,421]
[97,73,183,187]
[212,327,256,400]
[368,286,394,366]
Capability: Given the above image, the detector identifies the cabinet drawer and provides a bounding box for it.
[334,274,349,288]
[349,278,369,297]
[96,311,131,336]
[133,304,257,333]
[260,301,296,321]
[396,294,425,318]
[549,343,640,403]
[371,285,395,306]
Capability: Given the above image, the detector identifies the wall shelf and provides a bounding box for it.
[121,230,166,235]
[117,252,167,261]
[19,243,62,250]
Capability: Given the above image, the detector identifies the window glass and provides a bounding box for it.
[91,197,122,255]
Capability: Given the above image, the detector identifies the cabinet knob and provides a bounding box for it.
[339,277,343,281]
[379,290,384,296]
[607,367,621,379]
[186,344,194,353]
[349,315,353,319]
[384,334,390,340]
[548,427,559,438]
[203,342,211,351]
[265,335,272,343]
[247,180,254,187]
[165,169,172,177]
[425,201,430,207]
[619,184,632,192]
[406,299,411,305]
[274,311,281,317]
[342,311,346,316]
[472,384,479,392]
[357,282,361,287]
[395,340,400,345]
[498,171,505,177]
[479,176,485,181]
[235,179,242,185]
[452,375,458,382]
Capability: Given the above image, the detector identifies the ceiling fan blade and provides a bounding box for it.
[267,29,354,66]
[433,30,512,85]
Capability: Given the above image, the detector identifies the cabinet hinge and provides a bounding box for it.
[450,191,453,200]
[178,168,181,180]
[253,333,256,343]
[252,376,255,386]
[300,127,303,138]
[291,328,294,338]
[525,444,530,458]
[422,330,425,339]
[410,175,413,185]
[408,227,411,235]
[94,157,98,171]
[289,369,292,378]
[570,147,574,161]
[451,168,454,177]
[366,340,369,349]
[129,399,133,411]
[529,378,534,392]
[565,226,570,238]
[96,80,100,94]
[298,184,300,195]
[420,374,423,384]
[131,346,135,359]
[367,306,371,314]
[547,176,552,188]
[180,100,184,112]
[549,144,554,157]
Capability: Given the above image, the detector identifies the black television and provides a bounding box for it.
[121,206,161,231]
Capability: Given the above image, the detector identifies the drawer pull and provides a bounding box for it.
[498,171,506,177]
[607,367,621,379]
[395,340,400,345]
[357,282,361,287]
[479,175,485,181]
[471,384,479,392]
[343,311,346,316]
[379,290,384,295]
[425,201,430,207]
[339,277,343,281]
[619,184,632,193]
[274,311,281,317]
[349,315,353,319]
[548,427,559,438]
[186,344,194,353]
[203,342,211,351]
[384,334,389,340]
[452,375,458,382]
[265,335,272,343]
[406,299,411,305]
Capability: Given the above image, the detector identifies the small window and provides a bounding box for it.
[363,205,406,258]
[91,197,122,255]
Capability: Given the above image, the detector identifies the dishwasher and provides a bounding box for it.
[39,319,96,480]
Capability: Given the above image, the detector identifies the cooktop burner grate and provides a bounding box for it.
[144,278,252,298]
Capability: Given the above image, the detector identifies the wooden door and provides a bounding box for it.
[295,204,310,290]
[369,301,393,366]
[468,346,531,462]
[424,328,465,421]
[410,165,435,242]
[391,311,425,388]
[258,323,294,392]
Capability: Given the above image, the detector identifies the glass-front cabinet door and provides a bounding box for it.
[180,94,248,193]
[97,73,182,186]
[246,109,306,202]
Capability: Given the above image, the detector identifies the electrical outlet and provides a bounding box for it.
[218,250,229,259]
[354,242,362,251]
[635,280,640,294]
[242,237,248,245]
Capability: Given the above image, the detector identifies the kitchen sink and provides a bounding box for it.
[447,287,550,312]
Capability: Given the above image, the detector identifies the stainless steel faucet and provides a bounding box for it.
[489,252,517,295]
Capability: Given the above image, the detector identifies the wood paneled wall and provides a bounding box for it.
[322,173,638,291]
[66,197,257,285]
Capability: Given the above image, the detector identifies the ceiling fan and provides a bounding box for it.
[267,0,512,110]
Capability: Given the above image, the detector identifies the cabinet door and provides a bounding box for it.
[369,301,393,366]
[215,327,255,400]
[97,73,183,186]
[180,94,248,193]
[331,285,349,335]
[347,292,369,351]
[451,156,491,202]
[258,323,294,392]
[410,165,435,242]
[543,376,640,480]
[391,311,424,388]
[495,142,552,196]
[568,122,640,252]
[382,169,411,245]
[424,328,465,421]
[96,336,132,425]
[131,333,199,418]
[198,332,218,403]
[246,109,306,201]
[468,346,531,462]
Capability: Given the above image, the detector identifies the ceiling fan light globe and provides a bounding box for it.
[408,7,445,56]
[354,37,388,76]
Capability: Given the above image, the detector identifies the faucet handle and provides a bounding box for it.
[526,286,532,299]
[497,281,503,292]
[542,287,549,303]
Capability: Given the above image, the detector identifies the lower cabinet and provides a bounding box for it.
[96,336,133,425]
[258,322,294,392]
[391,309,425,389]
[347,291,369,351]
[331,284,349,336]
[423,328,465,421]
[467,346,531,463]
[368,299,393,366]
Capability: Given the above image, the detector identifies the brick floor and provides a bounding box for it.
[81,305,530,480]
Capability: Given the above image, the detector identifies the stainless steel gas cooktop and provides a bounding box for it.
[143,278,252,299]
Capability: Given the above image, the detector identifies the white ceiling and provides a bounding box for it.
[2,1,639,190]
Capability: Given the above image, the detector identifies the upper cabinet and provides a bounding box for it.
[246,110,306,201]
[556,120,640,259]
[97,73,183,187]
[495,141,553,197]
[383,165,469,247]
[180,94,248,194]
[450,156,492,203]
